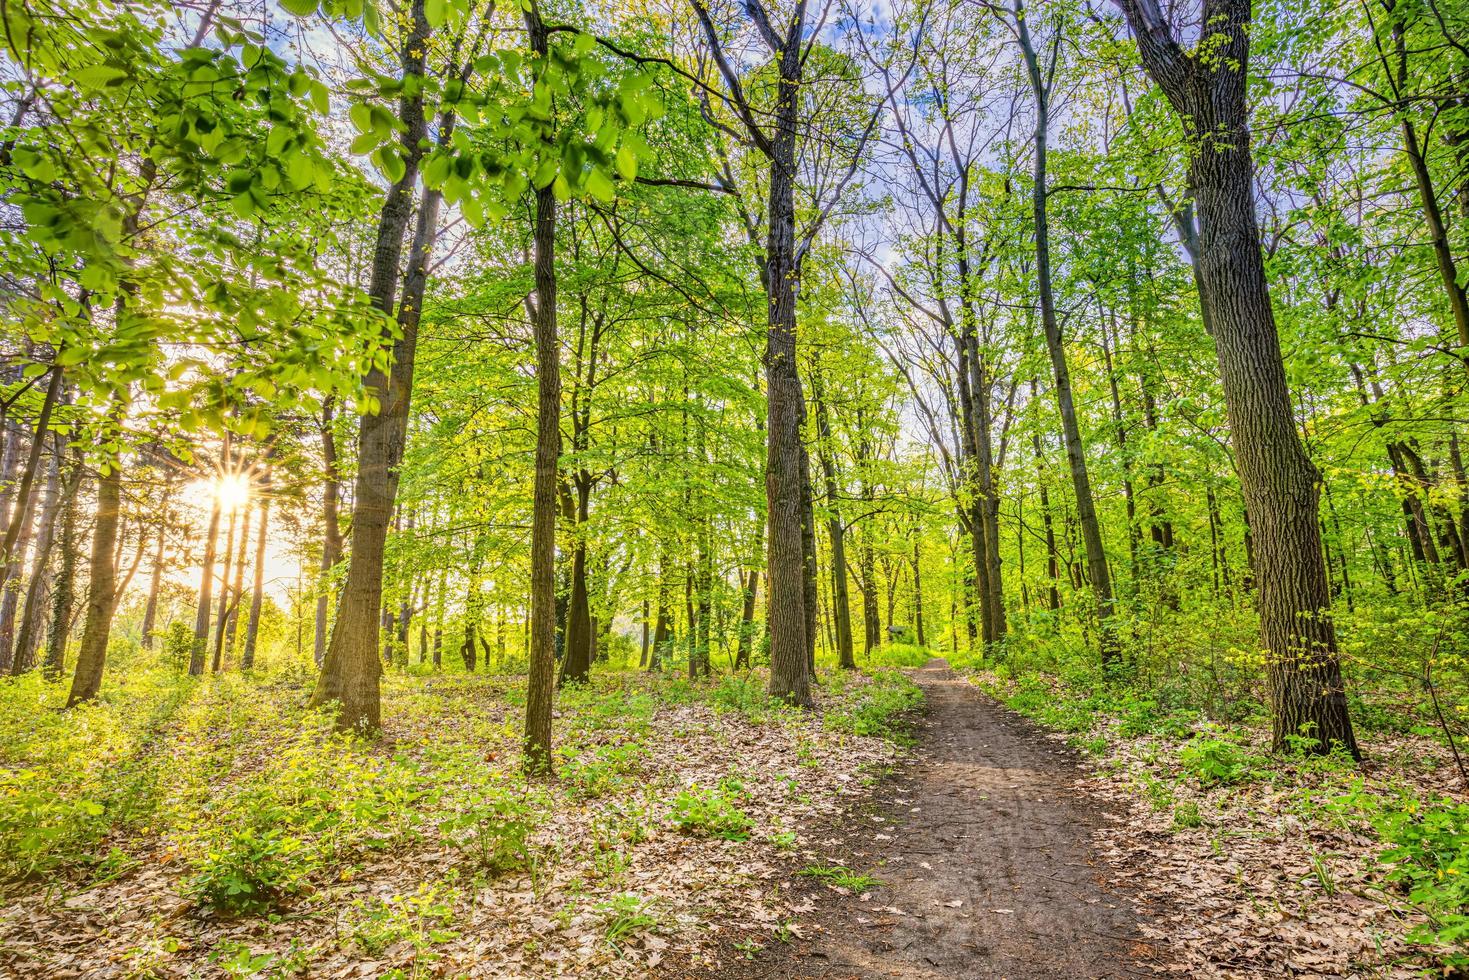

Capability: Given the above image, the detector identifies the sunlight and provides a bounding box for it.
[214,472,251,513]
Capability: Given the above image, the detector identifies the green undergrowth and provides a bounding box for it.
[0,650,916,941]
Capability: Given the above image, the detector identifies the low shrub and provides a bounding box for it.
[669,784,752,841]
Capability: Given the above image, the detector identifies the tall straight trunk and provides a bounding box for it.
[640,597,650,667]
[139,507,167,649]
[190,436,227,676]
[1031,403,1062,611]
[0,462,43,670]
[315,399,342,667]
[522,0,560,777]
[1016,4,1116,665]
[650,564,671,670]
[312,0,437,732]
[1100,307,1140,588]
[65,464,122,707]
[12,446,61,674]
[760,10,813,707]
[558,490,592,685]
[912,537,926,647]
[1116,0,1358,757]
[242,496,270,670]
[43,453,81,680]
[222,499,252,663]
[210,503,238,672]
[812,370,855,669]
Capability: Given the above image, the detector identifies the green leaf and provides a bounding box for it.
[585,167,615,203]
[424,0,446,27]
[279,0,319,15]
[71,64,127,89]
[615,145,638,182]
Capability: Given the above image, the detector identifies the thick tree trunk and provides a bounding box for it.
[312,0,436,731]
[1116,0,1358,757]
[761,15,813,707]
[65,465,122,707]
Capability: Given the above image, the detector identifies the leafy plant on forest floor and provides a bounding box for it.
[798,864,882,892]
[669,783,752,841]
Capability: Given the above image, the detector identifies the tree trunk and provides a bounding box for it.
[242,496,270,670]
[1017,4,1117,665]
[761,16,813,707]
[65,464,122,707]
[210,502,238,672]
[42,453,81,681]
[812,369,855,669]
[189,439,226,677]
[558,489,592,685]
[12,446,62,674]
[1116,0,1358,757]
[522,1,560,777]
[139,506,167,650]
[315,399,343,667]
[312,0,437,732]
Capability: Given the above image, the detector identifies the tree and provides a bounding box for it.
[1112,0,1359,756]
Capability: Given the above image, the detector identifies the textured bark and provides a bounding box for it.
[1115,0,1358,757]
[522,0,560,777]
[65,465,122,707]
[312,0,436,732]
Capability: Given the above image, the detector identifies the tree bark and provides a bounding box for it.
[312,0,436,732]
[1115,0,1358,756]
[522,0,560,777]
[65,463,122,707]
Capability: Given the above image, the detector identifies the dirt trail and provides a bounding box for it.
[722,658,1163,979]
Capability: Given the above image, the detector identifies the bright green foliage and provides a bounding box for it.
[1377,799,1469,960]
[669,783,753,841]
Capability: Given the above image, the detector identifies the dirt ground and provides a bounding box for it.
[700,659,1169,979]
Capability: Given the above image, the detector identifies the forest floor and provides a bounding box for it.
[700,658,1167,980]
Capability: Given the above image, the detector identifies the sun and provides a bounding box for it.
[215,472,251,513]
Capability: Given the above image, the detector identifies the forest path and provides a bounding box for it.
[717,658,1163,979]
